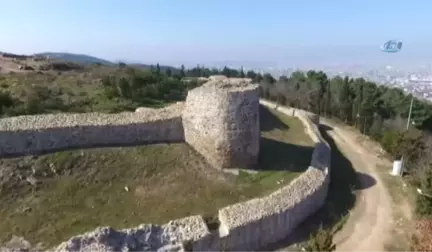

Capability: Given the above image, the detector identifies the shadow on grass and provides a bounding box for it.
[260,105,289,131]
[257,104,313,172]
[258,137,313,172]
[0,140,185,159]
[265,124,377,250]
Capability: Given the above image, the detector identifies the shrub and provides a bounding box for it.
[380,130,403,159]
[39,62,84,71]
[0,91,17,114]
[304,225,336,252]
[415,164,432,216]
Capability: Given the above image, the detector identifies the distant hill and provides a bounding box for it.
[34,52,114,66]
[33,53,179,72]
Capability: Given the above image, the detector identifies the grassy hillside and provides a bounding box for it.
[0,64,204,116]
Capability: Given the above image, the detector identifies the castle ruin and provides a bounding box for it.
[0,77,331,252]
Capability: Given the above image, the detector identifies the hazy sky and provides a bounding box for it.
[1,0,432,66]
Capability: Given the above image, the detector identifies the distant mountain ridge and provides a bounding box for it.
[34,52,178,72]
[34,52,114,65]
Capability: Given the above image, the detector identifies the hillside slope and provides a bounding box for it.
[35,52,114,65]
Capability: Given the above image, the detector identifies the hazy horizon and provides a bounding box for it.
[2,0,432,68]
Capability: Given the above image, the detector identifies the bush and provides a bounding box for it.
[304,225,336,252]
[39,62,84,71]
[415,164,432,216]
[380,130,403,159]
[0,91,17,114]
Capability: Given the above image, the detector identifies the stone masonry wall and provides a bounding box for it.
[53,215,212,252]
[182,78,260,169]
[214,100,330,250]
[51,99,331,252]
[0,102,185,157]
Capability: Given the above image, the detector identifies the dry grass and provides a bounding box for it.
[0,106,314,248]
[0,57,48,73]
[376,163,417,252]
[0,66,171,115]
[412,219,432,251]
[0,67,110,101]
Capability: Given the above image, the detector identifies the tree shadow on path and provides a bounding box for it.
[263,124,377,250]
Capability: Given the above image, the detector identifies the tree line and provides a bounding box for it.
[99,63,276,107]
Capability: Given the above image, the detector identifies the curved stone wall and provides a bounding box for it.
[51,99,331,252]
[182,78,260,169]
[0,102,185,157]
[213,100,330,250]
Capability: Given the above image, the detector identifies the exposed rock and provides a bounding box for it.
[0,236,38,252]
[25,176,38,186]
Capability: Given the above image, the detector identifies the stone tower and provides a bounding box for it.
[182,77,260,169]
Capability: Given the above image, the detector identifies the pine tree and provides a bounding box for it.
[339,77,352,123]
[180,65,186,78]
[240,67,245,78]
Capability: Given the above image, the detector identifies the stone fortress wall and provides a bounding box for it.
[0,102,185,157]
[0,76,331,251]
[212,100,331,251]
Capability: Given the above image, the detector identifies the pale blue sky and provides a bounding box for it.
[1,0,431,66]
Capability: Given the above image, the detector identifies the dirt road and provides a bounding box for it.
[321,118,403,251]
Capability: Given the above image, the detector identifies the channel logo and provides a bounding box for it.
[380,40,403,53]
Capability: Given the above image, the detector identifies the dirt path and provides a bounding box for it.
[259,102,412,251]
[320,119,396,251]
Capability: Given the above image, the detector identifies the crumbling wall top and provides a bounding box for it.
[201,77,256,92]
[0,102,184,132]
[53,215,210,252]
